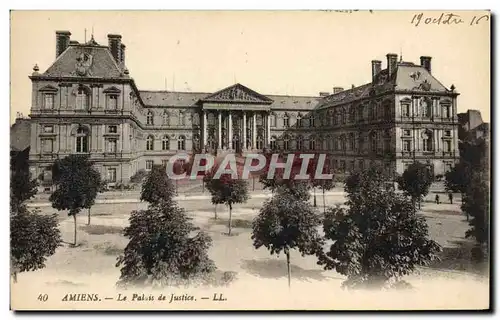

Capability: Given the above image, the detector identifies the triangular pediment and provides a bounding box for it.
[202,83,273,104]
[39,85,59,92]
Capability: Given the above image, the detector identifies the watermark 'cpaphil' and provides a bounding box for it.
[165,153,333,181]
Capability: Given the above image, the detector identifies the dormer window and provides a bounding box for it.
[146,111,154,125]
[107,95,118,110]
[76,86,91,110]
[44,94,54,109]
[39,85,58,110]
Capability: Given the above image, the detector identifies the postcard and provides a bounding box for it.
[10,10,490,311]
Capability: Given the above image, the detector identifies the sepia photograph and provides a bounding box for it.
[9,9,491,311]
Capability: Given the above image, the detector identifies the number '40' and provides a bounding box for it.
[37,294,48,302]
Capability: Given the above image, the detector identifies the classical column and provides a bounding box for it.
[266,113,271,146]
[203,110,208,148]
[242,111,247,150]
[228,111,233,150]
[252,112,257,149]
[218,111,222,149]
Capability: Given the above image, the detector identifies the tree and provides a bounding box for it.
[11,207,61,283]
[140,164,175,205]
[50,155,101,246]
[205,169,249,236]
[397,162,433,211]
[116,200,216,287]
[462,173,489,262]
[259,153,311,201]
[10,150,61,283]
[252,187,323,287]
[10,149,38,212]
[310,156,335,212]
[203,167,222,220]
[317,168,441,289]
[445,162,470,195]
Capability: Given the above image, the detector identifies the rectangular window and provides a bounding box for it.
[403,129,411,137]
[43,125,54,133]
[44,94,54,109]
[146,160,154,171]
[41,138,53,154]
[283,117,289,128]
[442,105,451,118]
[445,163,453,173]
[403,140,411,152]
[108,125,118,133]
[401,104,410,117]
[107,139,117,153]
[444,140,452,152]
[444,130,451,137]
[270,115,276,127]
[107,168,117,183]
[108,95,118,110]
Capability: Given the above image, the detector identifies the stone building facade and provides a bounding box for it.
[27,31,460,184]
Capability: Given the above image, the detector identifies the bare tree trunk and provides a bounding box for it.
[253,177,255,191]
[202,180,205,193]
[313,187,317,207]
[228,203,233,236]
[285,247,291,288]
[322,189,326,214]
[12,272,17,284]
[87,208,91,225]
[73,214,77,246]
[214,204,218,220]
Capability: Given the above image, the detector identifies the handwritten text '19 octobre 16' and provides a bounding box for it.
[411,12,489,27]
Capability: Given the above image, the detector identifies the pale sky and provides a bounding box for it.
[10,10,490,124]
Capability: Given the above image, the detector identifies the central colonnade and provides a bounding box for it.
[201,108,271,153]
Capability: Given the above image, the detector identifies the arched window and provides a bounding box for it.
[309,137,316,150]
[146,135,154,151]
[178,135,186,150]
[162,135,169,150]
[75,126,89,153]
[256,135,264,150]
[162,111,169,126]
[270,114,276,127]
[421,98,432,118]
[147,111,154,125]
[370,132,377,152]
[423,130,433,152]
[179,112,185,126]
[297,114,302,127]
[270,136,277,150]
[340,135,346,151]
[283,135,290,151]
[349,133,355,150]
[193,134,200,151]
[283,114,289,128]
[192,113,200,126]
[297,135,304,150]
[76,87,90,110]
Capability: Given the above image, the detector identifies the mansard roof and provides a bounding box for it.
[138,88,320,110]
[318,62,456,109]
[41,44,126,78]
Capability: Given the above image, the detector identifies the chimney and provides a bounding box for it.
[319,92,330,97]
[120,43,126,64]
[371,60,382,81]
[420,56,432,73]
[107,34,122,63]
[333,87,344,94]
[55,31,71,58]
[386,53,398,75]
